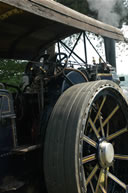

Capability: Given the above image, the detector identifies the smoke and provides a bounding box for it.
[87,0,127,27]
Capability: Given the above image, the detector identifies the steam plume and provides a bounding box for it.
[87,0,126,27]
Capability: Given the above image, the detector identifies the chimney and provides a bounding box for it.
[104,37,116,68]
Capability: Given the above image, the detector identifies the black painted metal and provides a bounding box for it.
[104,37,116,68]
[59,40,86,65]
[85,33,106,64]
[68,32,82,58]
[83,32,87,64]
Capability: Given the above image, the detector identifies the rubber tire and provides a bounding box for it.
[43,80,128,193]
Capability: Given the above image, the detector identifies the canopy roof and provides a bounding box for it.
[0,0,124,60]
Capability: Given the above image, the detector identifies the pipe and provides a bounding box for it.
[104,37,116,69]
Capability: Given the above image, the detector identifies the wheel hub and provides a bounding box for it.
[99,141,114,168]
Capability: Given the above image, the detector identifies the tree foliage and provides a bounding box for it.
[0,59,26,87]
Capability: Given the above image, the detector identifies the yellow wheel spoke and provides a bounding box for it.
[107,171,127,190]
[86,164,99,185]
[107,127,128,141]
[90,180,95,193]
[95,169,104,193]
[83,135,97,148]
[99,115,105,137]
[94,96,106,124]
[82,154,96,164]
[99,184,107,193]
[106,122,109,138]
[105,168,109,191]
[114,154,128,161]
[98,105,119,132]
[88,118,100,139]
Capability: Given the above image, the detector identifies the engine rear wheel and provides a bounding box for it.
[43,80,128,193]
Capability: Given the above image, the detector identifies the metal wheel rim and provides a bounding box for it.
[79,87,128,193]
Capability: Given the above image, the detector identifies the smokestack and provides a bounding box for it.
[104,37,116,68]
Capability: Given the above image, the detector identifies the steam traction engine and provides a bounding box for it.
[0,0,128,193]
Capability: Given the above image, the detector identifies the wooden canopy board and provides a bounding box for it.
[0,0,124,60]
